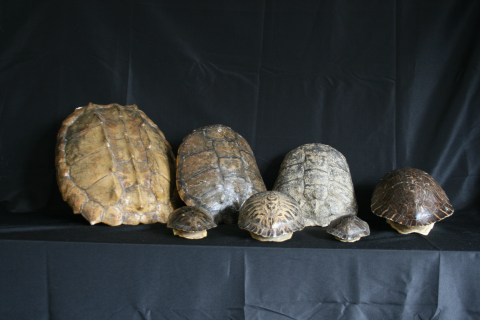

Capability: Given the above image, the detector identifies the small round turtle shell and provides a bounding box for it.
[371,167,454,227]
[239,191,304,240]
[327,215,370,242]
[167,206,216,232]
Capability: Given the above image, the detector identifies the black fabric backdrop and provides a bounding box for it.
[1,0,480,319]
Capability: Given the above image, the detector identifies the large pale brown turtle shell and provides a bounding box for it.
[371,167,454,227]
[56,103,178,226]
[176,124,266,224]
[273,143,357,227]
[238,191,304,240]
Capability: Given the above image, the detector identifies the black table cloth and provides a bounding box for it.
[1,208,480,319]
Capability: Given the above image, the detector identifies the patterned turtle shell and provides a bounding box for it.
[167,206,216,232]
[326,215,370,242]
[56,103,178,226]
[176,124,266,224]
[273,143,357,227]
[371,167,454,227]
[238,191,304,238]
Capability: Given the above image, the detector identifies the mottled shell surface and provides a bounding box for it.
[326,215,370,241]
[176,124,266,224]
[167,206,216,232]
[371,167,454,227]
[238,191,304,238]
[273,143,357,227]
[56,103,178,226]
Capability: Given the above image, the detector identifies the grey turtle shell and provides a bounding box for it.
[238,191,304,238]
[167,206,216,232]
[176,124,266,224]
[326,215,370,241]
[273,143,357,227]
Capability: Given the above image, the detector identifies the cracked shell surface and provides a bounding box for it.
[273,143,357,227]
[326,215,370,242]
[238,191,304,238]
[167,206,217,232]
[371,167,454,227]
[56,103,178,226]
[176,124,266,224]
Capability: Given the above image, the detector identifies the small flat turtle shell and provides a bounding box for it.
[56,103,178,226]
[326,215,370,242]
[273,143,357,227]
[371,167,454,227]
[167,206,216,232]
[238,191,304,241]
[176,124,266,224]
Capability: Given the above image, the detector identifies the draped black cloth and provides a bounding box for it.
[1,1,479,319]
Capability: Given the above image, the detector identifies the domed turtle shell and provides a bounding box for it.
[176,124,266,225]
[167,206,216,239]
[326,215,370,242]
[238,191,304,242]
[371,167,454,234]
[56,103,178,226]
[273,143,357,227]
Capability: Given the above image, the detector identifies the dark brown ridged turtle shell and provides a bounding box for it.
[326,215,370,242]
[176,124,266,224]
[371,167,454,227]
[56,103,178,226]
[273,143,357,227]
[167,206,216,232]
[238,191,304,239]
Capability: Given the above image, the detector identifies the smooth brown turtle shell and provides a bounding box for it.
[56,103,178,226]
[273,143,357,227]
[238,191,304,238]
[167,206,216,232]
[176,124,266,224]
[371,167,454,227]
[326,215,370,242]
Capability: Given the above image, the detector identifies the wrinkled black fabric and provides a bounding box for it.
[1,0,479,213]
[1,0,480,319]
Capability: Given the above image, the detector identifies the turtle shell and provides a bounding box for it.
[176,124,266,224]
[326,215,370,242]
[273,143,357,227]
[56,103,178,226]
[167,206,216,232]
[371,167,454,227]
[238,191,304,238]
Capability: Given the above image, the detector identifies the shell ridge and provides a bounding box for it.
[181,166,220,184]
[274,177,303,189]
[179,148,214,161]
[117,107,152,212]
[207,130,227,186]
[64,123,104,142]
